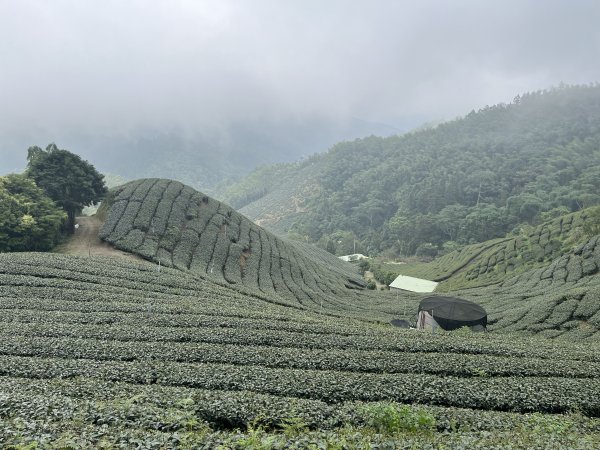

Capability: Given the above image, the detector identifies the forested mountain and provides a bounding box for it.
[222,84,600,257]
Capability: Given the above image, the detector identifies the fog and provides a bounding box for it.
[1,0,599,181]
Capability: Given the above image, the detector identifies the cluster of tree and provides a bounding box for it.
[0,174,66,251]
[284,84,600,256]
[0,144,106,252]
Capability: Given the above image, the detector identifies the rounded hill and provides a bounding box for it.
[98,178,366,306]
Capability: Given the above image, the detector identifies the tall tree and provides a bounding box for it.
[26,144,107,231]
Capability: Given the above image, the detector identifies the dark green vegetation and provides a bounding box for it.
[1,251,600,447]
[0,173,66,251]
[98,178,370,311]
[1,144,108,253]
[222,84,600,257]
[379,207,598,290]
[27,143,107,230]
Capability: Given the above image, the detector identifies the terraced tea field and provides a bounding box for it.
[392,209,596,291]
[2,180,600,447]
[98,179,367,311]
[1,252,600,447]
[463,236,600,340]
[385,213,600,340]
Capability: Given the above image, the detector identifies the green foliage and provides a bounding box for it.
[583,206,600,238]
[0,174,66,251]
[357,259,370,274]
[279,417,310,438]
[415,242,438,258]
[369,263,397,285]
[449,326,475,337]
[26,143,107,231]
[358,402,436,434]
[527,412,574,435]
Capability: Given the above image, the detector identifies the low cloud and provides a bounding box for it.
[1,0,599,169]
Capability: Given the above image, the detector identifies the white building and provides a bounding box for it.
[389,274,438,293]
[338,254,368,262]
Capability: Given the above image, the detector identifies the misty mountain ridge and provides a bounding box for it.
[0,115,403,196]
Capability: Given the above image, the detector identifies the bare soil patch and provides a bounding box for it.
[53,216,143,261]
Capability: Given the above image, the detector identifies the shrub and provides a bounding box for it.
[358,403,436,434]
[415,243,439,258]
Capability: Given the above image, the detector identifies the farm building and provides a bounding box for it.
[338,253,368,262]
[417,296,487,332]
[389,274,438,293]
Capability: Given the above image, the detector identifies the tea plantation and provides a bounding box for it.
[98,179,368,312]
[391,209,597,291]
[1,180,600,447]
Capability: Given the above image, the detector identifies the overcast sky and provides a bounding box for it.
[1,0,600,152]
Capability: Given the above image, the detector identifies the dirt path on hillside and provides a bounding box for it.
[53,216,143,261]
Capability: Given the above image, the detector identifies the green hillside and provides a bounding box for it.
[84,179,600,339]
[1,252,600,447]
[218,159,324,234]
[97,178,378,316]
[389,208,598,290]
[222,84,600,257]
[463,233,600,339]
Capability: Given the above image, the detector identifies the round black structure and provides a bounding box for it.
[418,296,487,331]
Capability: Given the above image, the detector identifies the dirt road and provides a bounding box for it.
[53,216,142,261]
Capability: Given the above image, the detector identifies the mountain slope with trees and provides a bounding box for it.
[223,84,600,257]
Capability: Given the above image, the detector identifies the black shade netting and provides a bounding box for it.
[418,296,487,331]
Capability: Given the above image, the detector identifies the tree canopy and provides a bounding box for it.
[26,144,107,231]
[0,174,66,251]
